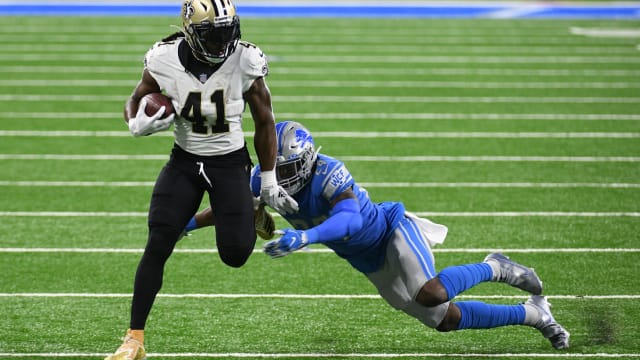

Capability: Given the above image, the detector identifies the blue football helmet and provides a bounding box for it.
[181,0,241,64]
[275,121,319,195]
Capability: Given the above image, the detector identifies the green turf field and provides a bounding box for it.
[0,15,639,359]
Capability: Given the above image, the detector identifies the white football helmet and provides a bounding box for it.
[181,0,241,64]
[275,121,319,196]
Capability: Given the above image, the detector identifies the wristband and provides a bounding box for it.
[260,170,277,187]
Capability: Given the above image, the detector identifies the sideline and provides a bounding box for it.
[0,2,639,18]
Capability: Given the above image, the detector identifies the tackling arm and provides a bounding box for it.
[263,188,363,258]
[305,189,363,244]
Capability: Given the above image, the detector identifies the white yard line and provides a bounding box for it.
[0,352,638,358]
[2,130,639,138]
[1,79,638,88]
[0,54,638,64]
[0,66,638,77]
[2,112,639,121]
[2,181,640,188]
[2,94,639,104]
[1,155,639,162]
[0,292,637,300]
[0,248,638,254]
[1,211,639,217]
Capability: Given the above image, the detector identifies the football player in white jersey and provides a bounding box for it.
[105,1,297,359]
[184,121,571,351]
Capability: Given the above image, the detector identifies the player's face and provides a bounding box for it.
[194,25,236,59]
[203,40,225,57]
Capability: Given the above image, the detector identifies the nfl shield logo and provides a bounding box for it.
[199,73,208,83]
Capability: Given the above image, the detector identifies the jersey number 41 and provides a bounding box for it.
[180,90,229,134]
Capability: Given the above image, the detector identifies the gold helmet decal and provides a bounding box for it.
[183,0,195,23]
[182,0,236,28]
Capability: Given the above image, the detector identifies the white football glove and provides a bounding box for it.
[128,97,175,137]
[259,170,299,215]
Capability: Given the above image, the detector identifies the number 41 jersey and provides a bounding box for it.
[144,38,269,156]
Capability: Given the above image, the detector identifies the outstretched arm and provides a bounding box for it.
[263,189,363,258]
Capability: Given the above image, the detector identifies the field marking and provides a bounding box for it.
[570,27,640,38]
[2,181,639,188]
[2,155,639,162]
[3,44,636,55]
[0,352,638,358]
[1,66,638,77]
[1,248,638,254]
[3,94,639,104]
[2,54,639,64]
[1,79,638,89]
[1,211,639,217]
[3,112,639,121]
[0,293,638,300]
[2,130,640,139]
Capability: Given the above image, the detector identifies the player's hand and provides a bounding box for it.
[264,229,308,258]
[128,98,175,137]
[259,170,299,214]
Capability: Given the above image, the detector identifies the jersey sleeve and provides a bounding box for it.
[142,40,180,93]
[320,159,355,203]
[238,42,269,93]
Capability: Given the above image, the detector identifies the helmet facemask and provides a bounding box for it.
[182,0,241,64]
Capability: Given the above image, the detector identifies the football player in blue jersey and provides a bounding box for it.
[185,121,570,350]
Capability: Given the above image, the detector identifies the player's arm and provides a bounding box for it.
[124,69,173,137]
[184,207,216,232]
[305,189,363,244]
[244,77,276,174]
[244,78,299,214]
[264,188,363,258]
[124,69,160,123]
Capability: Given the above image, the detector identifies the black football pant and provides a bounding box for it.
[130,144,256,329]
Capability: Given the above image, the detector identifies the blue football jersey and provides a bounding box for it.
[251,154,405,273]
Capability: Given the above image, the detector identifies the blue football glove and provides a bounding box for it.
[263,229,309,258]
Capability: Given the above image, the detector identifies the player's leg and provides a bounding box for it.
[132,163,204,328]
[366,216,449,328]
[425,253,542,307]
[106,163,203,360]
[435,296,570,349]
[384,217,568,349]
[206,163,255,267]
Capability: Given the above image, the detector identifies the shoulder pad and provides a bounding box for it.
[237,41,269,77]
[144,39,180,70]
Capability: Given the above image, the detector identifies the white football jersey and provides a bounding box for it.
[144,38,269,156]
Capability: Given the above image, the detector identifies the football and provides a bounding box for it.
[142,92,174,118]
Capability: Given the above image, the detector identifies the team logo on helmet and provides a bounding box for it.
[183,0,195,22]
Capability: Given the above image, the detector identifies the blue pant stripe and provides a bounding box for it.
[399,219,436,279]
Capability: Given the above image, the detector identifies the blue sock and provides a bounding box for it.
[438,263,493,301]
[456,301,525,329]
[184,216,198,232]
